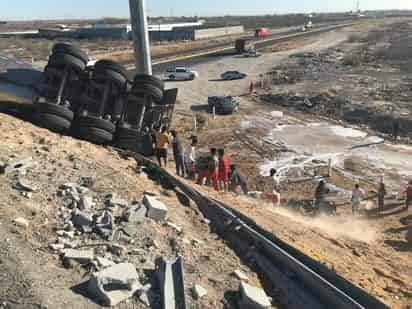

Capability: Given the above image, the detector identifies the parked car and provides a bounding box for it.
[208,96,240,115]
[221,71,247,80]
[163,67,198,81]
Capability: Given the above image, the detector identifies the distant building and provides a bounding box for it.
[37,20,244,41]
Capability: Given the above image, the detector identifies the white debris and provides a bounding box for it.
[143,195,168,221]
[233,269,249,281]
[193,284,208,300]
[13,217,29,229]
[239,282,271,308]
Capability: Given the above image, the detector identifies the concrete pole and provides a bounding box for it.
[129,0,152,75]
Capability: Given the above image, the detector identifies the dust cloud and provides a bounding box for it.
[268,205,378,243]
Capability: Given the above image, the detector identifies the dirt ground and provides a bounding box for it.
[0,113,268,309]
[1,18,412,309]
[167,18,412,308]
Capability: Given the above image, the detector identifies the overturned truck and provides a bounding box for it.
[33,43,177,155]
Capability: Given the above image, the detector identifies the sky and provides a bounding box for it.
[1,0,412,20]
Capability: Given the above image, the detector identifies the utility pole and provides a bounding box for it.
[129,0,152,75]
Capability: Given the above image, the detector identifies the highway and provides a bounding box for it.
[123,22,355,75]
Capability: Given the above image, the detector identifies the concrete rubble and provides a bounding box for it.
[13,217,29,229]
[143,195,168,221]
[1,157,34,175]
[62,249,94,264]
[122,203,147,224]
[193,284,208,300]
[239,282,271,309]
[233,269,249,281]
[106,193,129,208]
[88,263,142,307]
[78,195,94,210]
[71,210,94,233]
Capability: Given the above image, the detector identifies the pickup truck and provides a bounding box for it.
[163,67,198,81]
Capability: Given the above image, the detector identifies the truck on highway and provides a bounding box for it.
[235,38,253,54]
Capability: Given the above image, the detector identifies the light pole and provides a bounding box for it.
[129,0,152,75]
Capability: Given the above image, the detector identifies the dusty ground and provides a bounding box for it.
[0,113,267,309]
[1,18,412,309]
[166,18,412,308]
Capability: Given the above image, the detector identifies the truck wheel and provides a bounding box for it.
[48,53,86,72]
[76,126,113,144]
[169,75,176,81]
[133,74,164,90]
[131,82,164,103]
[52,43,88,63]
[35,113,72,132]
[75,116,116,134]
[35,102,74,121]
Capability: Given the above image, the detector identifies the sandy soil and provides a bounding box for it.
[166,19,412,308]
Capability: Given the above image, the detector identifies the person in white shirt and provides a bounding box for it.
[351,183,365,214]
[185,136,197,179]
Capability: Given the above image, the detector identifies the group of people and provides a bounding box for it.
[147,126,249,194]
[350,180,412,215]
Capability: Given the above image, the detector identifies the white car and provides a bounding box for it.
[163,67,198,81]
[221,71,248,80]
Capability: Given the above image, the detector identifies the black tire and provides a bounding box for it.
[52,43,88,63]
[92,69,127,89]
[95,60,128,78]
[169,75,176,81]
[35,102,74,121]
[133,74,164,90]
[35,113,72,132]
[131,83,163,102]
[48,53,86,72]
[189,74,195,80]
[75,116,116,134]
[76,126,113,144]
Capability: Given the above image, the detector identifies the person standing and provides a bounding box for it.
[153,126,170,168]
[351,183,365,215]
[392,118,400,140]
[314,180,329,213]
[171,130,185,177]
[404,180,412,211]
[209,148,219,191]
[228,164,248,194]
[185,136,197,179]
[266,168,281,205]
[377,181,387,212]
[218,148,229,192]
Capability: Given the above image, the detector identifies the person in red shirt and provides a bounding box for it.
[218,148,229,192]
[404,180,412,210]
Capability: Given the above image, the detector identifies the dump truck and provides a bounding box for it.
[235,38,253,54]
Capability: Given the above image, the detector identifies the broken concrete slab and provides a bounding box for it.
[78,196,94,210]
[239,282,271,309]
[3,157,34,175]
[233,270,249,282]
[71,210,93,233]
[56,230,75,239]
[109,244,126,257]
[193,284,208,300]
[143,195,168,222]
[122,203,147,224]
[95,210,114,239]
[13,217,29,229]
[106,193,129,208]
[62,249,94,264]
[15,178,36,192]
[88,263,142,307]
[96,257,116,269]
[49,243,65,251]
[166,221,183,233]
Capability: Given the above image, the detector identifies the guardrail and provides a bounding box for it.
[123,150,390,309]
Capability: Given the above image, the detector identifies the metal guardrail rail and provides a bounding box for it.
[124,151,390,309]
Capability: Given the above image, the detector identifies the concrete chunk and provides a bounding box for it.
[71,210,93,233]
[143,195,168,221]
[4,157,34,175]
[88,263,142,307]
[123,203,147,224]
[193,284,208,300]
[233,270,249,282]
[106,193,128,208]
[79,196,94,210]
[13,217,29,229]
[62,249,94,264]
[239,282,271,309]
[96,257,116,269]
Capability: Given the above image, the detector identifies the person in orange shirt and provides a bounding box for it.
[153,126,170,168]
